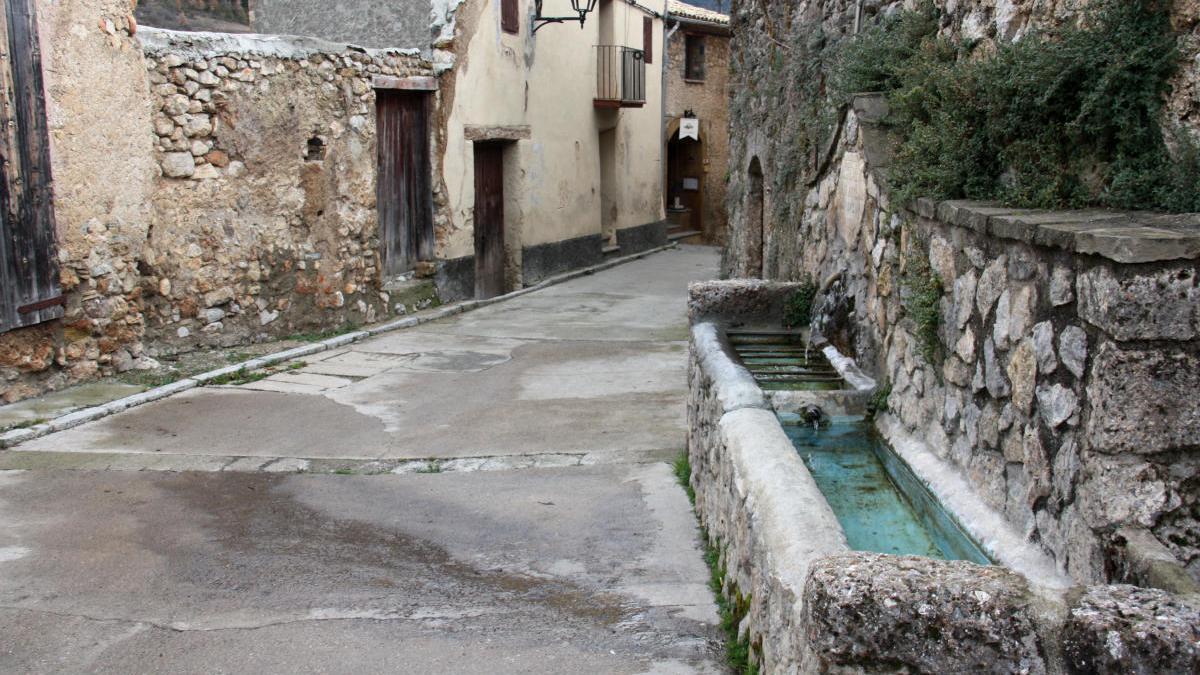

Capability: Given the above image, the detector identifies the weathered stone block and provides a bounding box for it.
[1063,586,1200,675]
[976,255,1008,321]
[1036,383,1077,429]
[1078,264,1199,341]
[1008,338,1037,414]
[804,554,1046,674]
[1087,342,1200,454]
[1032,320,1057,374]
[160,152,195,178]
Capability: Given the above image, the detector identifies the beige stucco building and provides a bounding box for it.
[663,1,730,245]
[0,0,669,402]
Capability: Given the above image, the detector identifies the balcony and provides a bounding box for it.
[594,45,645,108]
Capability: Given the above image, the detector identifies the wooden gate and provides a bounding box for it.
[0,0,61,333]
[473,142,505,299]
[376,90,433,277]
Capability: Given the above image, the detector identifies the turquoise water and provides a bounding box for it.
[780,417,992,564]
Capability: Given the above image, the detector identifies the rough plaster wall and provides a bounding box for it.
[249,0,433,50]
[0,0,155,402]
[724,0,1200,585]
[665,28,730,244]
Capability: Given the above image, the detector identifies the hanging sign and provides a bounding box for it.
[679,117,700,141]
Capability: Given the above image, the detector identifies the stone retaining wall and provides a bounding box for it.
[724,0,1200,588]
[726,93,1200,588]
[686,305,1200,673]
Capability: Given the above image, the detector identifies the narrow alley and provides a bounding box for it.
[0,247,724,674]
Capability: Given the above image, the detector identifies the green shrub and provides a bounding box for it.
[867,379,892,419]
[901,243,942,363]
[782,278,819,328]
[838,0,1199,212]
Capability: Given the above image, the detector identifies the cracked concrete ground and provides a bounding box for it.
[0,246,725,673]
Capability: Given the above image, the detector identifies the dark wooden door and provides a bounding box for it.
[473,143,505,299]
[376,90,432,277]
[0,0,61,333]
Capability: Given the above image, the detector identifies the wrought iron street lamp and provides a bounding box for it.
[533,0,600,32]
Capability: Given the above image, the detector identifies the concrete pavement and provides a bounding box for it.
[0,246,726,673]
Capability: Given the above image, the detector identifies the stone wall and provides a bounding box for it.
[686,302,1200,673]
[724,0,1200,587]
[1,0,436,403]
[139,29,430,355]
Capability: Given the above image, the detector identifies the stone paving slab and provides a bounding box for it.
[265,371,357,389]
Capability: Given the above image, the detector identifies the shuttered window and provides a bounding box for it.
[501,0,519,34]
[0,0,62,334]
[643,17,653,64]
[685,34,706,81]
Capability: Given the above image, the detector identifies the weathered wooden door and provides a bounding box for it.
[473,142,505,299]
[376,90,432,277]
[0,0,61,333]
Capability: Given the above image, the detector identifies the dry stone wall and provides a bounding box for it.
[1,0,437,403]
[726,0,1200,587]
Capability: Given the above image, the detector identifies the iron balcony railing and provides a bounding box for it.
[595,45,645,106]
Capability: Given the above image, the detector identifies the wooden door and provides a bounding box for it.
[473,142,505,299]
[376,90,432,277]
[0,0,61,333]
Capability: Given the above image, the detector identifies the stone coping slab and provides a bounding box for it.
[139,26,422,60]
[915,198,1200,263]
[0,244,678,450]
[690,322,767,413]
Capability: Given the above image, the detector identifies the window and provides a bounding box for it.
[501,0,519,34]
[643,17,653,64]
[684,34,706,81]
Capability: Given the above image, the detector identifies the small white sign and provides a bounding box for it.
[679,118,700,141]
[683,177,700,191]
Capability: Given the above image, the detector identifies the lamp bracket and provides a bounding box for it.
[533,0,594,33]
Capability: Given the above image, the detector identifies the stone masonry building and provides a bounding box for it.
[1,0,670,402]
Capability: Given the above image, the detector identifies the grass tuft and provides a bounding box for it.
[674,452,759,674]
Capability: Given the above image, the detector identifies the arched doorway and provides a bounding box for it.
[746,157,764,278]
[666,129,704,237]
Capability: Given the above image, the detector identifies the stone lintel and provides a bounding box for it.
[463,125,531,142]
[373,75,438,91]
[928,200,1200,263]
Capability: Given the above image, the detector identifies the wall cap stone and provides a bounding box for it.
[139,26,422,61]
[692,322,767,412]
[920,200,1200,264]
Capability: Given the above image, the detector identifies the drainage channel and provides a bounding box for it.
[731,329,991,563]
[778,416,993,564]
[726,330,845,391]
